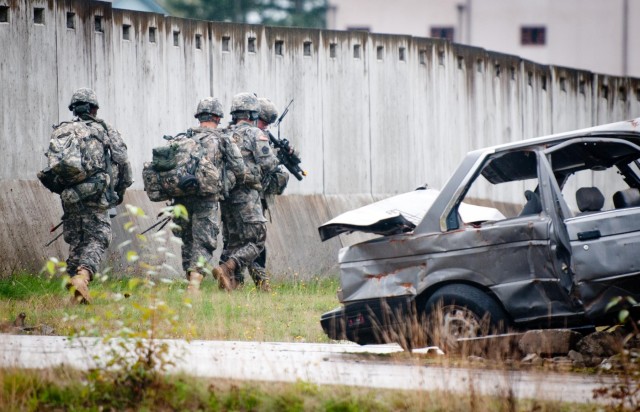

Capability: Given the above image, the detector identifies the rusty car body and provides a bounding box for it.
[319,118,640,347]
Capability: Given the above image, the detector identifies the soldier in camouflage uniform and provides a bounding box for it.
[60,88,133,303]
[172,97,246,292]
[213,93,279,291]
[249,97,290,286]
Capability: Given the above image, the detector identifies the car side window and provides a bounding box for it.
[461,174,539,222]
[457,150,540,223]
[550,141,640,218]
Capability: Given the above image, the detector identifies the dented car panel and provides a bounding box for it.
[320,118,640,345]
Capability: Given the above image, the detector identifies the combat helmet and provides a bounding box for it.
[68,88,99,111]
[258,98,278,124]
[230,92,259,120]
[195,97,224,119]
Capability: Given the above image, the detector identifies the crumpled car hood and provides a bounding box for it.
[318,188,505,241]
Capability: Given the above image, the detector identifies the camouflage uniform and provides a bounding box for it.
[248,98,290,284]
[172,126,245,273]
[59,89,133,279]
[220,121,279,286]
[61,114,133,277]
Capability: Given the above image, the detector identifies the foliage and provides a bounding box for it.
[36,204,194,408]
[0,368,601,411]
[593,296,640,410]
[159,0,328,28]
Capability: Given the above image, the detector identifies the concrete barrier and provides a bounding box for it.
[1,0,640,279]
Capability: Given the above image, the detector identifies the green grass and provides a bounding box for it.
[0,272,340,343]
[0,368,599,412]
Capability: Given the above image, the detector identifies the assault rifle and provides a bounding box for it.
[269,100,306,181]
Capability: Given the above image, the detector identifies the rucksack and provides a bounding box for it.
[142,132,221,202]
[37,120,107,194]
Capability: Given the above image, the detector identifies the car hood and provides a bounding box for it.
[318,188,505,241]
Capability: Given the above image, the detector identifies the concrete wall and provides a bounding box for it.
[2,0,640,279]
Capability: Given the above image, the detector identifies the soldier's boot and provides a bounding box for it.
[212,259,237,291]
[67,268,91,304]
[256,279,272,293]
[249,265,271,292]
[186,271,204,293]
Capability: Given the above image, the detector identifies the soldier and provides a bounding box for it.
[249,97,290,287]
[213,93,279,291]
[173,97,246,292]
[48,88,132,303]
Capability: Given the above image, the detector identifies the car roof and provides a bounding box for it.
[470,118,640,158]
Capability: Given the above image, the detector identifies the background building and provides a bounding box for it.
[327,0,640,77]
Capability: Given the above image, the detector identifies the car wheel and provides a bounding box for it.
[423,284,509,351]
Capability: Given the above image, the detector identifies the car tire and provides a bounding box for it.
[423,284,510,352]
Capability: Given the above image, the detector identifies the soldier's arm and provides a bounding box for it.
[252,129,280,176]
[220,135,248,183]
[105,125,133,189]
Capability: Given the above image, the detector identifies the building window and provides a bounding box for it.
[173,30,180,46]
[376,45,384,61]
[222,36,230,52]
[123,24,131,40]
[275,40,283,56]
[619,87,627,102]
[398,47,406,62]
[347,26,369,32]
[303,41,312,56]
[329,43,337,58]
[34,8,45,25]
[149,27,156,43]
[66,12,75,29]
[248,37,256,53]
[94,16,103,33]
[0,6,8,23]
[521,26,546,45]
[353,44,361,59]
[419,50,426,65]
[430,26,454,41]
[195,34,202,49]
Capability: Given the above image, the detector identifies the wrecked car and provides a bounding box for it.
[319,118,640,349]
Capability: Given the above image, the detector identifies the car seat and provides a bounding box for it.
[575,187,604,215]
[519,190,542,216]
[613,188,640,209]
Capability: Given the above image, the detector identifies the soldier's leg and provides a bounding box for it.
[213,202,240,290]
[249,247,267,285]
[74,209,111,277]
[62,212,83,276]
[235,222,267,289]
[65,209,110,304]
[188,201,219,271]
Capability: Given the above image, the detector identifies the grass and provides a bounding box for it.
[0,272,340,343]
[0,367,599,412]
[0,272,633,411]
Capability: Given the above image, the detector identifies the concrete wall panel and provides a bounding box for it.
[1,0,58,180]
[2,0,640,279]
[319,30,371,195]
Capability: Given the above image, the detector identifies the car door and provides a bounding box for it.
[556,140,640,320]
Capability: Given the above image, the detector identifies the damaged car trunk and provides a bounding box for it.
[319,118,640,349]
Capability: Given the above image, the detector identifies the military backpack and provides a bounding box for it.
[37,120,108,196]
[142,132,221,201]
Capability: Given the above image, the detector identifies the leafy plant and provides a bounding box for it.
[593,296,640,410]
[41,204,193,408]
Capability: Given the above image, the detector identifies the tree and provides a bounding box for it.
[159,0,328,29]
